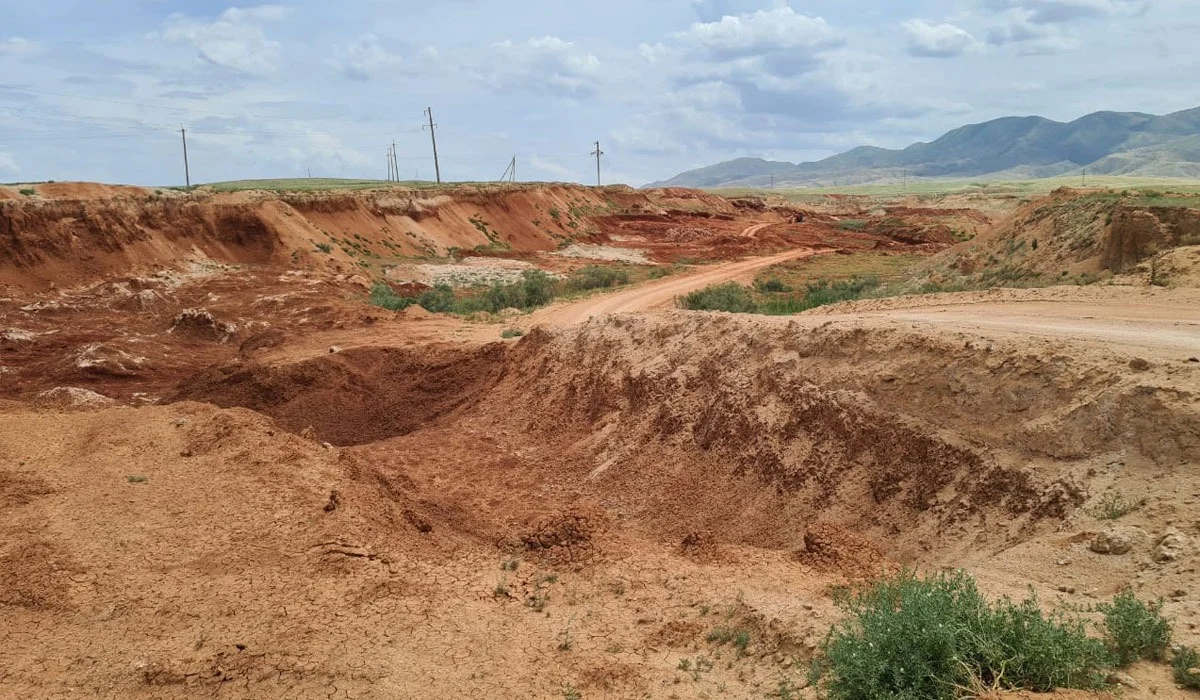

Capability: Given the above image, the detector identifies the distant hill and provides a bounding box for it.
[650,108,1200,188]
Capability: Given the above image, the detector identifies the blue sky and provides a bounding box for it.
[1,0,1198,186]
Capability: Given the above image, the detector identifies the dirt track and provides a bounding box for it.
[535,247,823,325]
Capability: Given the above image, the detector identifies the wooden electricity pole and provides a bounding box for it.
[424,108,441,184]
[180,127,191,189]
[591,140,604,186]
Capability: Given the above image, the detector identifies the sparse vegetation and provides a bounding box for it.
[812,570,1111,700]
[755,277,792,293]
[1098,589,1172,666]
[18,188,35,196]
[501,328,525,339]
[707,626,752,657]
[564,265,629,292]
[369,267,639,317]
[1173,647,1200,690]
[561,683,581,700]
[126,475,148,484]
[679,276,880,315]
[678,282,758,313]
[1086,491,1145,520]
[369,281,415,311]
[837,219,868,231]
[314,242,334,254]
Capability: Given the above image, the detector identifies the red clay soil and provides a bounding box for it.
[170,343,509,446]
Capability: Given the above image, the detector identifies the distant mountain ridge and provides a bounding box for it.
[649,107,1200,188]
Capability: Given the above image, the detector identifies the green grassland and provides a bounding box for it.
[715,175,1200,202]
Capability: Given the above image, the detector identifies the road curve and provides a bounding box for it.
[533,247,823,326]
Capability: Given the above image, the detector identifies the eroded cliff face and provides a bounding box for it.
[1104,206,1200,272]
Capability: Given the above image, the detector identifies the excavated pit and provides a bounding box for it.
[168,312,1199,563]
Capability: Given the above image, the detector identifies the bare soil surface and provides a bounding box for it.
[2,183,1199,699]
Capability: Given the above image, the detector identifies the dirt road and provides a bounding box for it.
[533,246,822,325]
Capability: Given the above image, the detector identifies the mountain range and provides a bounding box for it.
[649,107,1200,188]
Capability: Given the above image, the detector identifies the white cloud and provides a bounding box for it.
[0,152,19,176]
[986,8,1081,53]
[0,37,40,56]
[982,0,1148,24]
[159,5,289,75]
[474,37,601,97]
[668,6,842,60]
[902,20,979,58]
[328,34,407,80]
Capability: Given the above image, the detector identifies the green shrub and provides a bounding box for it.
[755,277,793,293]
[314,242,333,254]
[813,570,1110,700]
[1173,647,1200,689]
[417,283,455,313]
[838,219,868,231]
[799,276,880,309]
[18,188,35,197]
[501,328,525,339]
[678,282,758,313]
[1099,589,1171,666]
[648,267,673,279]
[369,281,415,311]
[565,265,628,292]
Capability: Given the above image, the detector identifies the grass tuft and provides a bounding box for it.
[1086,491,1144,520]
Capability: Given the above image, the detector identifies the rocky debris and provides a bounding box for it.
[1155,528,1191,563]
[1107,671,1139,689]
[1090,526,1147,555]
[1129,357,1152,372]
[168,308,237,343]
[34,387,116,409]
[74,343,148,377]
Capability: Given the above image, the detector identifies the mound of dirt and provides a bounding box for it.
[169,344,509,445]
[168,308,237,342]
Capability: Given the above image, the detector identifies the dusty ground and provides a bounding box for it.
[2,182,1199,699]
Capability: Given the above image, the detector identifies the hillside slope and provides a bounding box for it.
[653,107,1200,188]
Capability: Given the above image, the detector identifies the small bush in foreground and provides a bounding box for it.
[813,570,1110,700]
[500,328,524,339]
[1173,647,1200,689]
[1099,589,1171,666]
[678,282,757,313]
[18,188,36,197]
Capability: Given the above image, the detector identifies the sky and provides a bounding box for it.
[1,0,1198,187]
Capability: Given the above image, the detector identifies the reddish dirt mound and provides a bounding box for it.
[169,344,508,445]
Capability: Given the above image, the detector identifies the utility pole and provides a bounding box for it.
[591,140,604,187]
[386,146,393,182]
[307,167,312,179]
[770,174,775,190]
[424,108,441,184]
[499,156,517,183]
[1082,168,1087,187]
[391,141,398,182]
[903,169,907,193]
[180,126,191,190]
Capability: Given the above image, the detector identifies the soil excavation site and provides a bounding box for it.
[2,180,1200,699]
